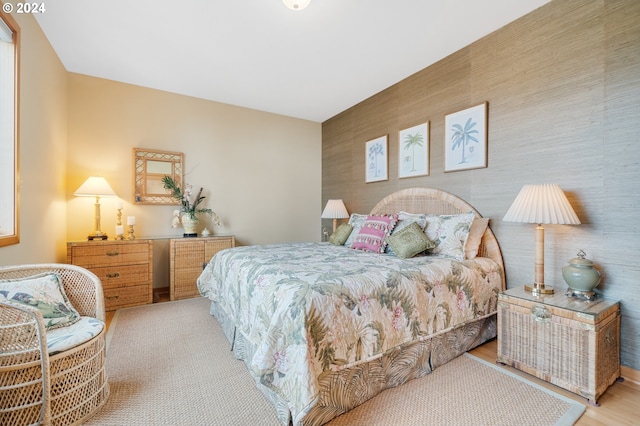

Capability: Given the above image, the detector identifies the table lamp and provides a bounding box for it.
[321,199,349,233]
[74,176,117,240]
[503,184,580,294]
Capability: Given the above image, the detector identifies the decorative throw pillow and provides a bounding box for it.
[465,217,490,259]
[351,214,399,254]
[386,211,429,255]
[0,273,81,330]
[386,222,436,258]
[344,213,368,248]
[329,223,353,246]
[424,212,475,260]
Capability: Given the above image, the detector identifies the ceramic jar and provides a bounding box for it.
[181,214,199,236]
[562,250,601,292]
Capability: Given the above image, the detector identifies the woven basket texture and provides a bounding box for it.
[371,187,505,289]
[0,264,110,425]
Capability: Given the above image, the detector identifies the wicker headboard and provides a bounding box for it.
[370,187,505,290]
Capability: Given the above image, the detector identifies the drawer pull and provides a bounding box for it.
[106,273,120,278]
[106,295,120,300]
[106,251,120,256]
[531,305,551,323]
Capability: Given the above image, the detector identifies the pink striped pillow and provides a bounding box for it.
[351,214,399,253]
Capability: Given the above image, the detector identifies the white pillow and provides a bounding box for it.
[424,212,475,260]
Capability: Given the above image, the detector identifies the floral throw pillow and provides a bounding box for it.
[351,214,399,254]
[424,212,475,260]
[0,273,81,330]
[344,213,369,248]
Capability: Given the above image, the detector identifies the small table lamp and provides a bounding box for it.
[321,199,349,233]
[503,184,580,294]
[74,176,117,240]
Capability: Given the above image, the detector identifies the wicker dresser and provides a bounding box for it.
[67,239,153,311]
[497,286,620,404]
[169,235,235,301]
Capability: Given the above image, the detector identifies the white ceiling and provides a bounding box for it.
[34,0,549,122]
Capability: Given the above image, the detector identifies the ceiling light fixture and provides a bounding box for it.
[282,0,311,11]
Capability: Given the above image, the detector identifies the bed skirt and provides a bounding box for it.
[209,300,497,426]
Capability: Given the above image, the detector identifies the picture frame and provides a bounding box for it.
[365,135,388,183]
[444,102,488,172]
[399,122,429,178]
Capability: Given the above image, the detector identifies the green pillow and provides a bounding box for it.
[386,222,435,258]
[0,273,81,330]
[329,223,353,245]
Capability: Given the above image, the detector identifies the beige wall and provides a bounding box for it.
[322,0,640,370]
[1,16,322,287]
[0,12,68,265]
[67,74,321,246]
[66,74,322,287]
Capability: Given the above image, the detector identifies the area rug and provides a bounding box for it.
[87,297,585,426]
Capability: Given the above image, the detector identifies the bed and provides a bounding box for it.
[197,188,505,425]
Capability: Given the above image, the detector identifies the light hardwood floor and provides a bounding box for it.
[106,298,640,425]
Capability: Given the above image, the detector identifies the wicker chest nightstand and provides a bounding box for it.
[497,286,620,404]
[169,235,235,300]
[67,239,153,311]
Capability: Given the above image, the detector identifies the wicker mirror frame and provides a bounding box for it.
[133,148,184,205]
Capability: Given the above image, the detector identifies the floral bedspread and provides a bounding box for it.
[197,242,502,423]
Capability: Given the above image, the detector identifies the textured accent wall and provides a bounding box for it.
[322,0,639,370]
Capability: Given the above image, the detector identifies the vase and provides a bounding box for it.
[562,250,601,293]
[181,214,199,237]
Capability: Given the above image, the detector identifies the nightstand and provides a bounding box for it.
[169,235,235,300]
[497,286,621,405]
[67,239,153,311]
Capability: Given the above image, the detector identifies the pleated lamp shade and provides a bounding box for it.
[503,184,580,294]
[503,184,580,225]
[321,199,349,232]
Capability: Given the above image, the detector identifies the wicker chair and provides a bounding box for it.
[0,264,110,425]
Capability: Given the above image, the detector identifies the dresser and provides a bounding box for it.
[67,239,153,311]
[497,286,620,404]
[169,235,235,301]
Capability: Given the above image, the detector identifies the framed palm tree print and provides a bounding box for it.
[444,102,488,172]
[399,122,429,178]
[365,135,388,183]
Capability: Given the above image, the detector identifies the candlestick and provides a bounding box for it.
[115,225,124,240]
[116,208,122,226]
[127,224,135,240]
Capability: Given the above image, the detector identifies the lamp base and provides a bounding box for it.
[524,283,555,295]
[88,234,108,241]
[183,233,198,238]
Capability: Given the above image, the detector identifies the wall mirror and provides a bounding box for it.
[133,148,183,205]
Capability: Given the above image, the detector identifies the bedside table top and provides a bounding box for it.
[500,286,618,317]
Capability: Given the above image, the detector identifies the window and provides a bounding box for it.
[0,7,19,247]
